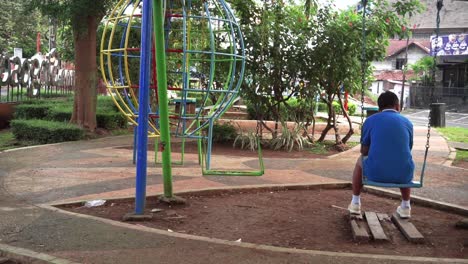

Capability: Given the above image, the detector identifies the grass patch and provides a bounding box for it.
[0,130,33,151]
[437,127,468,143]
[0,131,16,151]
[306,142,330,155]
[306,140,359,155]
[455,150,468,162]
[110,128,133,136]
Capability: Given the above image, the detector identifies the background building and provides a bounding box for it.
[371,0,468,109]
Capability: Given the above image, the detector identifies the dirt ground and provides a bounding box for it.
[62,188,467,259]
[144,140,351,159]
[453,160,468,170]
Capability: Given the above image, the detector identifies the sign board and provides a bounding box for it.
[431,34,468,56]
[13,48,23,59]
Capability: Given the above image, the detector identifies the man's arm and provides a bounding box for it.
[361,145,369,156]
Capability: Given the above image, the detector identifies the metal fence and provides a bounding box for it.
[409,86,468,108]
[0,52,75,103]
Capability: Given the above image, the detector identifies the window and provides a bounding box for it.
[396,58,407,70]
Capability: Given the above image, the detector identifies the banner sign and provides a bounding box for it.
[431,34,468,56]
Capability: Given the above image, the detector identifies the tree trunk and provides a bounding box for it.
[311,115,316,142]
[337,92,354,144]
[70,15,98,132]
[318,94,334,142]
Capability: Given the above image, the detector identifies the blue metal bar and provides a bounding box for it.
[109,53,141,58]
[133,123,137,164]
[211,0,246,121]
[208,1,236,120]
[191,1,215,123]
[134,0,152,215]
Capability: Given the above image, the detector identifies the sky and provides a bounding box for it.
[322,0,359,10]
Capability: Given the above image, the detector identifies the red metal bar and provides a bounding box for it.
[167,14,183,18]
[152,36,159,102]
[131,84,181,91]
[166,49,183,53]
[149,114,181,119]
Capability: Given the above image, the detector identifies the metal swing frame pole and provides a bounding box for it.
[360,0,368,128]
[153,0,174,198]
[134,0,153,215]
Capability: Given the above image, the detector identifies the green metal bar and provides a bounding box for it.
[155,137,185,165]
[200,137,264,176]
[197,120,203,165]
[153,0,173,198]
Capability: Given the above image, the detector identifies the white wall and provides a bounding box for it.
[395,46,428,66]
[370,81,385,95]
[388,83,411,109]
[372,46,429,71]
[372,61,393,71]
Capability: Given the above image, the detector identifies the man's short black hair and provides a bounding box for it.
[378,91,399,110]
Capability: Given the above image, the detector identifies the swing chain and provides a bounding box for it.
[360,0,368,130]
[425,0,443,150]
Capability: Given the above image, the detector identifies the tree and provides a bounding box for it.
[410,56,435,84]
[29,0,115,131]
[305,0,423,147]
[0,0,47,58]
[231,0,314,138]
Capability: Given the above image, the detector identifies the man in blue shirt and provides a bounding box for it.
[348,91,414,218]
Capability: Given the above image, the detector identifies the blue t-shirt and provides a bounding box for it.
[361,110,414,183]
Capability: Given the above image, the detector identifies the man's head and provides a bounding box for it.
[378,91,400,111]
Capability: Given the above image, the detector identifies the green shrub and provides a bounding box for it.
[14,104,50,119]
[269,123,311,152]
[348,102,357,116]
[96,112,128,130]
[245,98,313,122]
[21,99,53,105]
[234,130,259,151]
[333,101,356,116]
[245,100,274,120]
[212,122,237,143]
[11,119,84,144]
[317,102,328,112]
[47,107,72,122]
[98,96,120,111]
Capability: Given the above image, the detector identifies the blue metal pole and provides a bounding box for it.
[135,0,152,215]
[133,124,137,165]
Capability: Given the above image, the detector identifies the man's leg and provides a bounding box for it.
[400,188,411,201]
[352,156,363,195]
[349,156,363,214]
[397,188,411,218]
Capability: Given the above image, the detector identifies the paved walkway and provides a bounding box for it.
[0,127,466,263]
[450,141,468,151]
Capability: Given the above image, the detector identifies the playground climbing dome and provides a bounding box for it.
[100,0,263,174]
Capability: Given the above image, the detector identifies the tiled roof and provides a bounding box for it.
[375,70,415,81]
[386,40,431,58]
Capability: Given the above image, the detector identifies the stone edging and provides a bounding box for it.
[0,135,132,154]
[0,243,80,264]
[364,186,468,216]
[41,183,468,264]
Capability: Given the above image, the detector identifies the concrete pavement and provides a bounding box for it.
[0,127,466,263]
